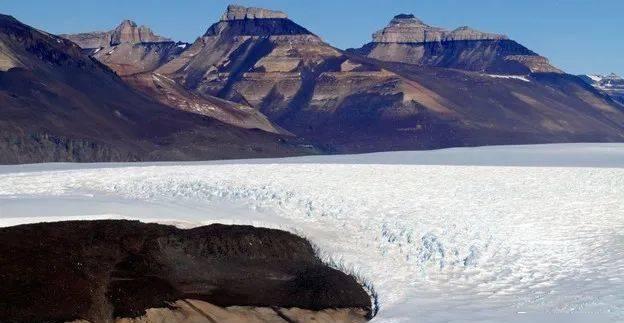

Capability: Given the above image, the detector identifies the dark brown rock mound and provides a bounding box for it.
[0,220,372,323]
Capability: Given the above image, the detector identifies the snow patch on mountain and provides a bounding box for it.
[487,74,530,82]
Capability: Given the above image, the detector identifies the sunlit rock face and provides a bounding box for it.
[110,19,170,45]
[71,300,368,323]
[221,4,288,20]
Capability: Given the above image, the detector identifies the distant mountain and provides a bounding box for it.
[62,20,185,76]
[352,14,561,74]
[0,14,308,164]
[579,73,624,105]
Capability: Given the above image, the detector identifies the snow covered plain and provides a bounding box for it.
[1,143,623,323]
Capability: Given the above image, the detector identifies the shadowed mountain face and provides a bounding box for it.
[0,14,309,164]
[0,220,372,322]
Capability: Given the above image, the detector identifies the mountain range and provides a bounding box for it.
[1,4,623,163]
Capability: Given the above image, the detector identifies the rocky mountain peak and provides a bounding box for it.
[118,19,136,28]
[62,19,172,49]
[389,14,426,26]
[204,5,316,39]
[373,14,507,43]
[221,5,288,21]
[373,14,445,43]
[110,19,170,45]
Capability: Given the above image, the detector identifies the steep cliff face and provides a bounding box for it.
[0,14,309,164]
[353,14,561,74]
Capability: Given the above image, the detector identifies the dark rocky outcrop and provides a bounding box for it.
[221,4,288,20]
[0,220,372,322]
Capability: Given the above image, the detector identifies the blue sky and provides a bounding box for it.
[1,0,622,76]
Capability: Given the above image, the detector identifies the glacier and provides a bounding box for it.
[1,143,623,322]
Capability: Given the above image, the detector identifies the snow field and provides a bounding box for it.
[1,144,623,322]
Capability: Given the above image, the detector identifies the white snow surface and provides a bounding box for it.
[1,143,623,322]
[486,74,531,82]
